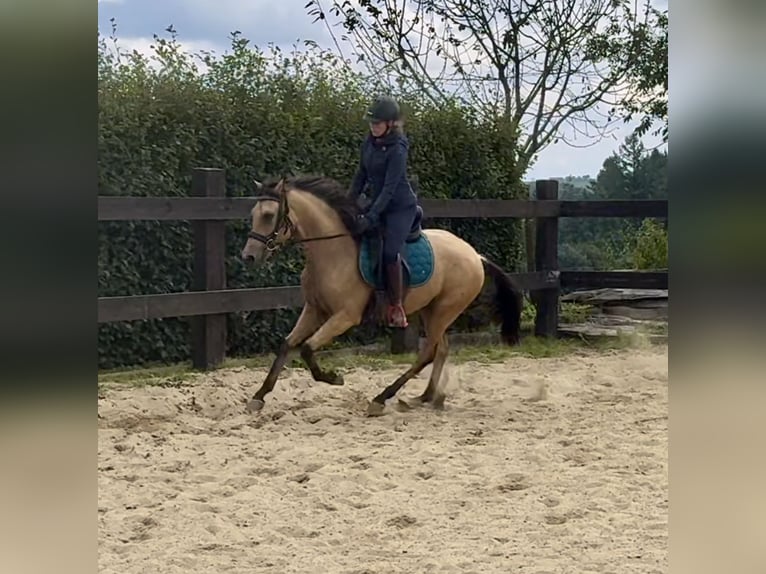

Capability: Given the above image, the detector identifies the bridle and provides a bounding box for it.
[247,182,350,252]
[247,190,293,252]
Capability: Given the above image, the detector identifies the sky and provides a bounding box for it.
[97,0,667,181]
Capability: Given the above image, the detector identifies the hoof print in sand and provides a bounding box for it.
[497,473,530,492]
[544,514,568,525]
[385,514,418,528]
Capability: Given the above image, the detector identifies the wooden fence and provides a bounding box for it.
[98,168,668,369]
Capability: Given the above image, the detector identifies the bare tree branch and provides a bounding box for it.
[305,0,652,172]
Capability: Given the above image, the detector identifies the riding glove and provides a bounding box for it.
[355,213,377,234]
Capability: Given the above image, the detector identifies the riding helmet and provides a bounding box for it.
[366,95,401,122]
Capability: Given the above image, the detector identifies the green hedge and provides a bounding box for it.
[97,30,526,369]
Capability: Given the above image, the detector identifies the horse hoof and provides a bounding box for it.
[395,398,426,411]
[327,372,344,386]
[367,401,386,417]
[247,399,265,413]
[394,399,413,412]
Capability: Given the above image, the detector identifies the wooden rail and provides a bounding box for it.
[97,273,562,324]
[98,196,667,220]
[98,168,668,369]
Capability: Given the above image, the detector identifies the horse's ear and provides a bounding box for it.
[275,178,286,194]
[253,179,263,192]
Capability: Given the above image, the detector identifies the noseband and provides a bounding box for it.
[247,189,350,251]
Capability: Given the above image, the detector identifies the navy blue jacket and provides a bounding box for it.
[349,130,417,221]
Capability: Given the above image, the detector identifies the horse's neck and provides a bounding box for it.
[288,190,356,267]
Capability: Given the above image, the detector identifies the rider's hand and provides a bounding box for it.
[354,193,369,210]
[355,213,376,234]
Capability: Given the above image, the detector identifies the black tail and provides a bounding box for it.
[481,256,523,345]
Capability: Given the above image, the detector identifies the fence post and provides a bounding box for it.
[190,168,227,370]
[534,179,560,338]
[390,313,420,355]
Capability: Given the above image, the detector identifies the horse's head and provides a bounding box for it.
[241,178,295,264]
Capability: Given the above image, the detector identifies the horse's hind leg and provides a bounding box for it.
[367,339,438,416]
[406,308,444,404]
[367,298,463,416]
[418,333,449,407]
[404,292,475,411]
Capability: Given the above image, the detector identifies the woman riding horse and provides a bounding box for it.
[349,95,418,329]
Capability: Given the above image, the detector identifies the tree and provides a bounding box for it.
[306,0,657,174]
[606,131,667,199]
[557,132,667,270]
[601,5,667,141]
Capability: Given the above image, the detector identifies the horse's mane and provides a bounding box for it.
[261,174,360,232]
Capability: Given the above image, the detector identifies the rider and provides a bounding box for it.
[349,95,418,329]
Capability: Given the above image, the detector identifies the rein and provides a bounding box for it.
[247,193,351,252]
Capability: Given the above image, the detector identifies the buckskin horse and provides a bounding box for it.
[240,175,522,416]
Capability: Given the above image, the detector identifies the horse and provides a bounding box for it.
[240,175,523,416]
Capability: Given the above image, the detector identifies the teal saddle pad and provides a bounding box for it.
[358,233,435,289]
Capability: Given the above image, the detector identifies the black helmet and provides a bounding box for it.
[366,95,400,122]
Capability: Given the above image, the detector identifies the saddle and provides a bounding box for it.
[369,203,426,289]
[359,204,430,326]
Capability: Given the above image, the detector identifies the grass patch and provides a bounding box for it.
[646,322,668,336]
[98,363,198,387]
[560,301,593,323]
[519,299,593,332]
[98,331,651,391]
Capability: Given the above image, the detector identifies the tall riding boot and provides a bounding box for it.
[385,258,408,328]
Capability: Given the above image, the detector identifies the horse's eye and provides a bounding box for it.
[262,213,275,221]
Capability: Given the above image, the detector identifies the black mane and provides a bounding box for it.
[260,174,360,232]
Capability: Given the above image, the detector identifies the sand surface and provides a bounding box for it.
[98,345,668,573]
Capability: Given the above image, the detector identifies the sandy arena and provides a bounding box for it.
[98,345,668,573]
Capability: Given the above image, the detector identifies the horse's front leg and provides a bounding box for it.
[247,304,322,412]
[299,310,361,387]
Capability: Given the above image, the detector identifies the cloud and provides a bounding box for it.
[96,0,667,179]
[153,0,331,46]
[526,114,667,180]
[98,0,335,60]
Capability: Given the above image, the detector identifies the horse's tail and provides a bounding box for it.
[481,256,523,345]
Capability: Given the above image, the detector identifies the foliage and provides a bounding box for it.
[306,0,656,174]
[98,26,526,369]
[594,5,667,141]
[557,132,667,271]
[627,6,667,141]
[560,302,592,324]
[632,219,668,270]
